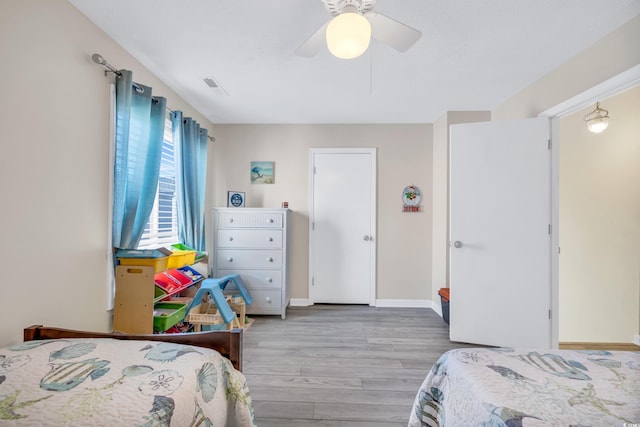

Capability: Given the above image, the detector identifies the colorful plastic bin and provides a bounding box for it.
[153,302,187,331]
[166,250,196,269]
[116,248,171,273]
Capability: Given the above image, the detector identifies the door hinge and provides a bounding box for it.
[313,166,316,175]
[548,139,551,150]
[548,224,551,234]
[548,309,552,320]
[312,222,315,230]
[312,276,315,286]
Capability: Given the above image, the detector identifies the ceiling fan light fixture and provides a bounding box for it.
[326,12,371,59]
[584,101,610,133]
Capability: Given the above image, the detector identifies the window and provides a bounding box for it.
[137,112,178,249]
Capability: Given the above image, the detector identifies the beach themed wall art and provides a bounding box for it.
[250,161,275,184]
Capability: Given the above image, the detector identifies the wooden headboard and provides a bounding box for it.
[23,325,243,371]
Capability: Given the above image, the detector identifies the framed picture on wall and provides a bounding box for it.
[250,161,275,184]
[227,191,245,207]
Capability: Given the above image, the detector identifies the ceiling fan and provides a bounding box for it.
[295,0,422,59]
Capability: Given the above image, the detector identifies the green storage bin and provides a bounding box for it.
[153,303,187,331]
[154,286,167,304]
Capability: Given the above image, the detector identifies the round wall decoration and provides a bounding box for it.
[402,185,421,212]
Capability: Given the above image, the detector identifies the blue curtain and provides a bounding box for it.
[112,69,167,249]
[172,110,209,251]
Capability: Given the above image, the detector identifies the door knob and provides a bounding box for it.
[363,235,370,241]
[453,241,463,248]
[227,257,234,262]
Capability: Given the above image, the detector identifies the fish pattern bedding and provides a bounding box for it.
[0,338,256,426]
[409,347,640,426]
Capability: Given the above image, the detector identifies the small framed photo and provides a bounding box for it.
[227,191,245,208]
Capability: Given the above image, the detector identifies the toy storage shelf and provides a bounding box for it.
[113,261,205,334]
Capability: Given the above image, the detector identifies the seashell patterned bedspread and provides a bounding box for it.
[409,347,640,426]
[0,338,256,426]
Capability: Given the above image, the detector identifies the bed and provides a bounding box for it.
[409,347,640,426]
[0,325,256,426]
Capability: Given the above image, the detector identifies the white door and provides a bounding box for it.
[449,117,552,348]
[310,148,376,304]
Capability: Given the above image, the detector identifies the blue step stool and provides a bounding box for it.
[183,274,253,326]
[211,274,254,306]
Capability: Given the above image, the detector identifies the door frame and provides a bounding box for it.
[541,64,640,347]
[308,147,377,306]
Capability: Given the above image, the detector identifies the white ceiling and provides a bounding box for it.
[68,0,640,124]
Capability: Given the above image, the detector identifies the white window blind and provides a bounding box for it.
[137,112,178,249]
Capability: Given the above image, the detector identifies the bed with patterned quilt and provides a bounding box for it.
[0,326,256,426]
[408,347,640,426]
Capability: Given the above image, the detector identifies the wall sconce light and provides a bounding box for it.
[583,101,610,134]
[325,6,371,59]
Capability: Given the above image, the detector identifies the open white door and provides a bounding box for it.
[449,117,552,348]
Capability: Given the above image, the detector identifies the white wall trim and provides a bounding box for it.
[633,334,640,346]
[106,83,116,312]
[540,64,640,118]
[538,64,640,349]
[375,299,433,308]
[289,298,312,307]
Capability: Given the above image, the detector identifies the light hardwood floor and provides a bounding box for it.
[243,305,478,426]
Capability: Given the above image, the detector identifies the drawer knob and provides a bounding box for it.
[268,237,274,242]
[266,257,273,262]
[229,236,234,241]
[228,218,234,223]
[227,257,233,262]
[268,218,274,223]
[265,296,272,303]
[266,277,272,283]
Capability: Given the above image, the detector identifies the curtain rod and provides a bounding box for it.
[92,53,216,143]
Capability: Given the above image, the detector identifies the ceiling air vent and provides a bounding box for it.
[203,77,219,88]
[202,77,228,95]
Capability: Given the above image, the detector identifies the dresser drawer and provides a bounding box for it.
[217,269,282,289]
[218,212,283,228]
[248,290,282,310]
[216,229,283,248]
[216,249,282,269]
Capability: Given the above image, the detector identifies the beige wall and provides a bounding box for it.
[209,124,433,302]
[559,86,640,343]
[0,0,213,348]
[494,15,640,120]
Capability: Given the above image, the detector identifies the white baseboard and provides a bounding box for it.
[634,334,640,346]
[290,298,442,312]
[289,298,311,307]
[375,299,433,308]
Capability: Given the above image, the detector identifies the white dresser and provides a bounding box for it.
[213,208,290,319]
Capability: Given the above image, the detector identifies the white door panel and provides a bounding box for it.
[449,117,552,348]
[310,149,376,304]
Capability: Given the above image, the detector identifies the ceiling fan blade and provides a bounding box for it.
[295,21,329,57]
[366,11,421,52]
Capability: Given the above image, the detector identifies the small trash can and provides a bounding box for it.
[438,288,450,325]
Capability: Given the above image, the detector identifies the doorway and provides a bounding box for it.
[308,148,377,305]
